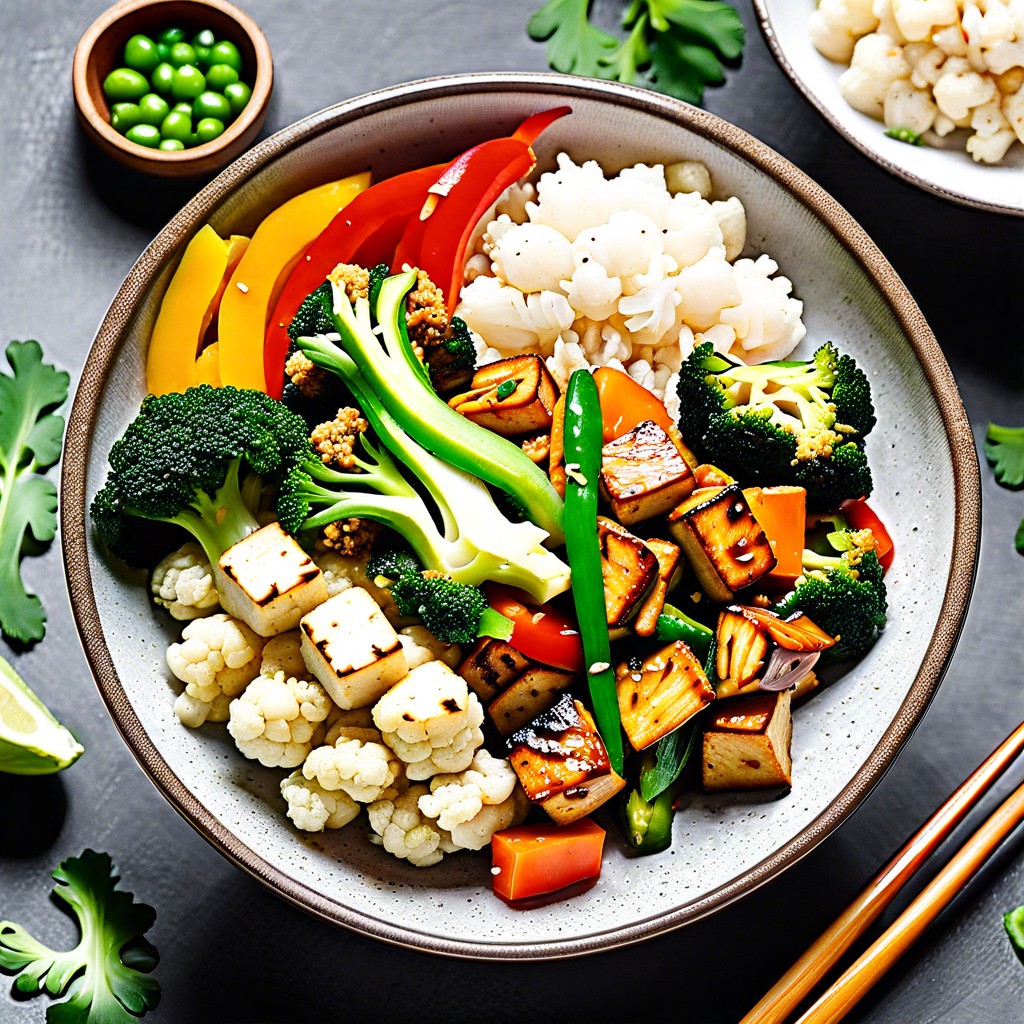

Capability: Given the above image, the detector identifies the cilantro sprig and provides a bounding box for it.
[0,850,160,1023]
[528,0,745,105]
[0,339,69,643]
[984,422,1024,555]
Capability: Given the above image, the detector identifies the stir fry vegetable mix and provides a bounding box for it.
[92,108,892,902]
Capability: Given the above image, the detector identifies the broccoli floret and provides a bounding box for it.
[367,545,422,584]
[287,281,334,342]
[775,531,887,661]
[392,573,488,645]
[91,385,310,568]
[675,342,876,511]
[277,267,569,603]
[367,263,389,309]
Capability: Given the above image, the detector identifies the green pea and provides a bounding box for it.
[149,61,174,94]
[204,63,239,91]
[196,117,225,143]
[169,42,197,68]
[156,41,170,60]
[109,102,141,134]
[193,44,212,69]
[193,90,231,122]
[222,81,251,116]
[160,110,193,142]
[192,29,216,48]
[123,34,159,74]
[192,29,216,67]
[159,138,185,151]
[103,67,149,102]
[172,101,192,113]
[125,123,161,148]
[157,27,186,46]
[208,40,242,72]
[136,93,170,126]
[171,64,205,100]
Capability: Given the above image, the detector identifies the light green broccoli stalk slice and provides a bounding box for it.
[279,270,571,604]
[0,849,160,1023]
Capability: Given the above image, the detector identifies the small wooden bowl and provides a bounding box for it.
[72,0,272,178]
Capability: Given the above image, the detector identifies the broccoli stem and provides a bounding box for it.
[318,270,565,544]
[152,458,262,566]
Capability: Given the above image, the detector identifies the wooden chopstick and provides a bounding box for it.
[795,776,1024,1024]
[740,719,1024,1024]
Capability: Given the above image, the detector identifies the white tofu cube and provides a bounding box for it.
[299,588,408,709]
[216,522,329,637]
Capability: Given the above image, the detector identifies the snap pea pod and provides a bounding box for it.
[562,368,624,776]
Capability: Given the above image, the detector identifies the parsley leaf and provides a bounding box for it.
[985,422,1024,489]
[0,340,69,643]
[0,849,160,1023]
[528,0,619,78]
[528,0,744,105]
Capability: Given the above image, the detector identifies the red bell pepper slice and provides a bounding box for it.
[840,498,895,572]
[263,162,445,398]
[483,584,584,674]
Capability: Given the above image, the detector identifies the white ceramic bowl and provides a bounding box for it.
[754,0,1024,216]
[62,73,980,959]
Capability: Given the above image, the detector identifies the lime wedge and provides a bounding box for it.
[0,654,84,775]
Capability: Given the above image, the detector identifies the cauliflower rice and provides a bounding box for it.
[457,154,807,419]
[810,0,1024,164]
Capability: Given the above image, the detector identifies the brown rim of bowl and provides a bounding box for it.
[71,0,273,175]
[60,71,981,961]
[751,0,1024,219]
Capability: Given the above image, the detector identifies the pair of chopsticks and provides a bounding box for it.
[740,719,1024,1024]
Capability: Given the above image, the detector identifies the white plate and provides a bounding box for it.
[754,0,1024,216]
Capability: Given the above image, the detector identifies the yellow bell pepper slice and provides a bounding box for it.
[201,234,250,340]
[146,224,228,396]
[194,342,222,386]
[217,172,372,392]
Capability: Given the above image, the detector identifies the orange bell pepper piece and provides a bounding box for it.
[593,366,674,443]
[744,485,807,589]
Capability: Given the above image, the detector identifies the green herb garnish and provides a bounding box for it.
[984,422,1024,555]
[528,0,745,105]
[885,126,923,145]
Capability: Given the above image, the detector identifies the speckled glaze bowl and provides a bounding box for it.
[62,73,980,959]
[754,0,1024,216]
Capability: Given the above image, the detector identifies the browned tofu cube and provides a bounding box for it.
[598,517,659,628]
[616,640,715,751]
[702,689,792,791]
[667,484,777,602]
[457,638,532,704]
[632,538,682,637]
[508,694,625,825]
[448,354,558,437]
[715,607,770,697]
[599,420,696,525]
[488,665,575,736]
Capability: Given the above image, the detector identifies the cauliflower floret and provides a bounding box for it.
[227,671,333,768]
[933,61,998,121]
[151,542,220,621]
[302,733,402,803]
[367,785,459,867]
[399,624,461,670]
[839,33,912,118]
[417,750,530,851]
[489,222,574,293]
[260,630,309,679]
[883,78,938,133]
[280,771,360,832]
[891,0,958,43]
[167,613,264,726]
[373,661,485,780]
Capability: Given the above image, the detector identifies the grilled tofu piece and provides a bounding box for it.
[599,420,696,525]
[508,694,625,825]
[488,665,575,736]
[299,588,408,709]
[216,522,328,637]
[616,640,715,751]
[598,517,659,628]
[702,689,792,791]
[457,638,532,704]
[667,484,777,602]
[632,538,682,637]
[716,607,770,696]
[448,354,558,437]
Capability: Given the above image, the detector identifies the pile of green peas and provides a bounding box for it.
[102,27,253,151]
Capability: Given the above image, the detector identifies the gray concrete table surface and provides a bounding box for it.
[1,1,1022,1021]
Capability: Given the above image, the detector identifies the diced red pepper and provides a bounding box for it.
[483,584,584,674]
